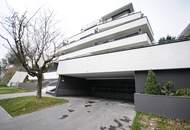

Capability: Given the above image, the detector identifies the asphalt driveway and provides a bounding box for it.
[0,97,135,130]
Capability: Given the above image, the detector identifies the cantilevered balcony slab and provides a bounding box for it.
[57,17,154,55]
[67,12,143,43]
[68,26,96,43]
[97,12,143,32]
[59,33,151,60]
[57,41,190,77]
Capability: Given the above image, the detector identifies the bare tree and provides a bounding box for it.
[6,49,20,65]
[0,10,62,98]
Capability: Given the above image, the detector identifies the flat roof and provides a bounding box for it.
[101,3,134,21]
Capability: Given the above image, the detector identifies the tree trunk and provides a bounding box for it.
[37,73,43,99]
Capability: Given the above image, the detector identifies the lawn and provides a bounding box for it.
[0,96,68,116]
[132,112,190,130]
[0,86,31,94]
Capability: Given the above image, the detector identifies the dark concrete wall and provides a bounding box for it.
[135,69,190,93]
[88,79,135,101]
[56,76,135,100]
[56,76,90,96]
[135,93,190,120]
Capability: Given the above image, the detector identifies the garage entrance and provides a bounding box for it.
[55,76,135,102]
[88,78,135,102]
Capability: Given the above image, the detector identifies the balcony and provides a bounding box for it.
[57,17,154,55]
[67,12,143,43]
[59,33,151,60]
[97,12,143,32]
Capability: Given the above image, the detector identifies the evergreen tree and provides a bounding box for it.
[144,70,161,94]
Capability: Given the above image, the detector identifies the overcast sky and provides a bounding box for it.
[0,0,190,59]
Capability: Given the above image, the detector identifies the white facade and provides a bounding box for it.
[57,3,190,79]
[57,41,190,78]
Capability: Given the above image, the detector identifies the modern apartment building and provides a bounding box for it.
[54,3,190,101]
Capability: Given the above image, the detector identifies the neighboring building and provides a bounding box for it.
[54,3,190,101]
[180,23,190,38]
[28,63,59,81]
[7,71,28,86]
[28,72,58,81]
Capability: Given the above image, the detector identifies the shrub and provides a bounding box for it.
[158,35,176,44]
[161,81,174,96]
[175,88,190,96]
[144,70,161,95]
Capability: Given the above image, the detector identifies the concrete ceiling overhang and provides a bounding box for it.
[63,71,135,79]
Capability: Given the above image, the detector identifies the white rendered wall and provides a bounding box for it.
[57,41,190,76]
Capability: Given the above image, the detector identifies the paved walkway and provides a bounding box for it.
[0,89,52,100]
[0,106,12,122]
[0,92,36,100]
[0,95,135,130]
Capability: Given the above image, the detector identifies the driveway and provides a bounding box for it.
[0,97,135,130]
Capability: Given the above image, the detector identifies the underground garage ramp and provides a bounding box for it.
[88,79,135,101]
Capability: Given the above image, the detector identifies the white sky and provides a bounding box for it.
[0,0,190,59]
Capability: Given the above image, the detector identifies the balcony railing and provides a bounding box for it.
[59,33,151,60]
[57,17,153,55]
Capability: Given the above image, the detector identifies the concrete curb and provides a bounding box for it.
[0,106,12,121]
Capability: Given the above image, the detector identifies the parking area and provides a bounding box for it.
[0,96,135,130]
[88,78,135,101]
